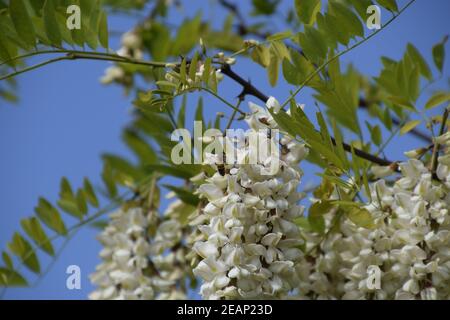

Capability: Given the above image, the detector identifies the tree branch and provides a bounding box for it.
[218,0,428,145]
[221,65,396,167]
[0,51,171,81]
[431,107,449,179]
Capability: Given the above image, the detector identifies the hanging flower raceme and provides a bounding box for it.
[89,200,193,300]
[296,137,450,300]
[191,98,309,299]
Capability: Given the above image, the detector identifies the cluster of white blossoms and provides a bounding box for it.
[90,201,191,300]
[296,133,450,300]
[101,31,143,85]
[191,98,310,299]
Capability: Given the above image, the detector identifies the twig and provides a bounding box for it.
[0,52,171,82]
[431,107,449,179]
[225,98,243,130]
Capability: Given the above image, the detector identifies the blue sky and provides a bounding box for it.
[0,0,449,299]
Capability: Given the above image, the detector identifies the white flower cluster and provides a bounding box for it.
[296,139,450,299]
[192,98,309,299]
[101,31,143,85]
[90,203,190,300]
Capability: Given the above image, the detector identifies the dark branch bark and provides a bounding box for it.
[221,65,397,167]
[221,64,269,102]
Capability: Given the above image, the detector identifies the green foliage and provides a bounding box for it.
[271,102,348,171]
[308,200,332,234]
[0,0,448,295]
[0,176,101,287]
[9,0,36,49]
[20,217,55,256]
[0,267,28,286]
[374,44,431,116]
[425,92,450,110]
[252,0,280,15]
[294,0,321,25]
[400,120,421,135]
[376,0,398,12]
[432,36,448,73]
[4,0,108,51]
[346,207,375,229]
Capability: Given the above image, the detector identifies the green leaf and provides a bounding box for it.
[2,252,13,269]
[57,198,83,219]
[252,0,279,15]
[400,120,421,136]
[332,119,348,169]
[294,216,312,231]
[266,30,292,41]
[251,45,271,68]
[0,268,28,287]
[146,164,193,180]
[346,207,375,229]
[76,190,88,215]
[210,69,218,93]
[308,201,331,234]
[89,219,109,230]
[60,177,74,199]
[179,57,187,85]
[310,200,333,215]
[294,0,321,25]
[282,48,317,85]
[267,50,279,86]
[35,198,67,236]
[102,162,118,198]
[329,2,364,40]
[298,26,328,64]
[270,41,290,61]
[387,95,416,112]
[316,112,333,150]
[376,0,398,12]
[406,43,432,80]
[282,58,298,85]
[164,185,199,206]
[8,233,40,274]
[350,145,361,184]
[98,11,109,48]
[425,92,450,110]
[178,94,187,127]
[20,217,54,256]
[43,0,62,46]
[123,130,158,165]
[0,31,13,63]
[362,168,372,203]
[83,178,99,208]
[202,57,211,85]
[195,97,204,123]
[189,52,199,81]
[365,122,382,146]
[10,0,36,48]
[432,35,448,73]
